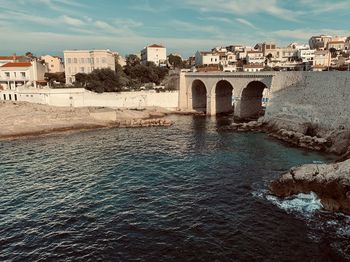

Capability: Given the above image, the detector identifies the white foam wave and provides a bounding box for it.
[266,192,323,215]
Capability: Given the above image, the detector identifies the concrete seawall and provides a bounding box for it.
[265,72,350,131]
[0,89,179,110]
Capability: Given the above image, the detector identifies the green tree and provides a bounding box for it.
[329,47,338,58]
[125,54,141,67]
[75,73,90,87]
[85,68,121,93]
[45,72,66,86]
[168,54,182,68]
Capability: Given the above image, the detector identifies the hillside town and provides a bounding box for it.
[0,34,350,95]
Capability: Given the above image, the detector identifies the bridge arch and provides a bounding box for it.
[239,81,268,119]
[191,79,207,113]
[213,80,234,115]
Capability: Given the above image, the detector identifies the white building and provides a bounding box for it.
[0,61,47,90]
[64,49,116,85]
[41,55,64,73]
[246,51,264,64]
[141,44,167,66]
[298,49,315,63]
[195,51,220,66]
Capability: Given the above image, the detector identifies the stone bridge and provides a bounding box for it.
[178,72,275,118]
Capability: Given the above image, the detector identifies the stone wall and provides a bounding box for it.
[265,72,350,131]
[0,88,179,110]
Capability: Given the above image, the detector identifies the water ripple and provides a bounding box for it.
[0,115,347,261]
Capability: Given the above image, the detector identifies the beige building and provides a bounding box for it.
[0,61,47,90]
[64,49,116,85]
[309,35,332,50]
[313,50,331,71]
[327,41,346,51]
[41,55,64,73]
[141,44,167,66]
[243,64,264,72]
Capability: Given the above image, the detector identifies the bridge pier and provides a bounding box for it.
[179,72,273,119]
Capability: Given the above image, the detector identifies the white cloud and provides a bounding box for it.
[171,20,219,34]
[235,18,257,29]
[181,0,300,21]
[264,28,350,42]
[113,18,143,28]
[61,15,85,27]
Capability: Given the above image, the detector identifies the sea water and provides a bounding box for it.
[0,115,348,261]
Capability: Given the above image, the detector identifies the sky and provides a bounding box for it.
[0,0,349,57]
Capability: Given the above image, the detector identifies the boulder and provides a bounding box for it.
[270,159,350,215]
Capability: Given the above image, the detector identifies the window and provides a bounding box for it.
[3,94,6,100]
[21,72,26,78]
[9,94,12,100]
[73,58,77,63]
[80,58,85,63]
[67,58,71,64]
[14,94,17,101]
[96,58,99,64]
[86,58,90,63]
[80,67,84,72]
[51,65,54,68]
[101,58,106,64]
[5,72,10,77]
[14,72,16,77]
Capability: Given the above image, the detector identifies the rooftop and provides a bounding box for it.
[0,55,24,60]
[1,62,32,68]
[148,44,165,48]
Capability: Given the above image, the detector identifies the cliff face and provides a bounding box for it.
[270,159,350,215]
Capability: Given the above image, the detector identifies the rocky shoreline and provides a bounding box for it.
[224,117,350,215]
[270,159,350,215]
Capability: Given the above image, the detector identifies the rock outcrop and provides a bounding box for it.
[0,101,173,141]
[270,159,350,215]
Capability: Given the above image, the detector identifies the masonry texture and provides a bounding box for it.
[179,72,350,130]
[265,72,350,131]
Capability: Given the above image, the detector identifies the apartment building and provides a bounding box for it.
[41,55,64,73]
[297,49,315,63]
[313,50,331,71]
[141,44,166,66]
[246,51,264,64]
[195,51,220,66]
[64,49,116,85]
[0,60,47,90]
[327,41,346,51]
[309,35,332,50]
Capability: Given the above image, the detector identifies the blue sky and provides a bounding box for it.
[0,0,349,57]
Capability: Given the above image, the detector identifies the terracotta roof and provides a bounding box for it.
[199,51,214,55]
[148,44,165,48]
[328,41,345,44]
[0,55,24,60]
[1,62,32,68]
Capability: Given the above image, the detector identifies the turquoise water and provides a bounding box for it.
[0,115,348,261]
